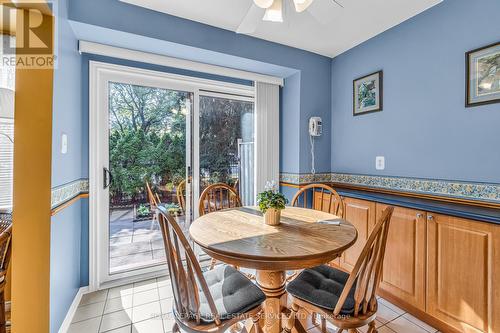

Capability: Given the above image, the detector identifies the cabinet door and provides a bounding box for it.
[427,214,500,333]
[377,204,426,310]
[340,198,375,271]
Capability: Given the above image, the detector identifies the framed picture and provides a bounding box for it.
[466,41,500,107]
[353,70,383,116]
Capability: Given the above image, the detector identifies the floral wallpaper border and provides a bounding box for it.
[51,179,89,209]
[50,174,500,207]
[280,172,500,204]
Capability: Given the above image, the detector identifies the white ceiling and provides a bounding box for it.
[120,0,442,58]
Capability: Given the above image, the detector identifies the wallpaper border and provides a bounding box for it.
[279,172,500,204]
[51,179,89,209]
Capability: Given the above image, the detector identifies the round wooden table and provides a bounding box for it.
[189,206,358,333]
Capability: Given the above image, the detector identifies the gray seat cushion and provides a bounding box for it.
[286,265,356,315]
[194,265,265,322]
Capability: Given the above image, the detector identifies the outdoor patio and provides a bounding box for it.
[109,208,186,274]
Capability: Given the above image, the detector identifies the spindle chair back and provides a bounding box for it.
[291,183,344,217]
[198,183,242,217]
[157,207,262,333]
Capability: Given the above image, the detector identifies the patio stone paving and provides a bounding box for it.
[109,208,187,274]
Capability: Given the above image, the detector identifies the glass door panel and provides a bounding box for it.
[92,62,256,288]
[199,94,255,206]
[107,82,192,275]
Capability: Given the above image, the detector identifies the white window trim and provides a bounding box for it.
[89,61,261,290]
[79,41,284,86]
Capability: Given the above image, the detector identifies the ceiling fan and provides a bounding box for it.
[237,0,343,33]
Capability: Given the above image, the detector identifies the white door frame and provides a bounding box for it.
[89,61,254,291]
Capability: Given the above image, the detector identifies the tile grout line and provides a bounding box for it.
[98,289,109,333]
[400,313,439,333]
[377,312,405,332]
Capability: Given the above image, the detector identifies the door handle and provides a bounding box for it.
[103,167,113,189]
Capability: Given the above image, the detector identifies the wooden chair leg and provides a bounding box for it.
[367,321,377,333]
[252,313,263,333]
[0,290,5,333]
[282,302,299,333]
[320,316,326,333]
[311,312,318,326]
[230,322,243,333]
[209,258,217,270]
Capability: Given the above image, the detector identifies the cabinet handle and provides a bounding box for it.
[416,213,423,219]
[427,215,434,221]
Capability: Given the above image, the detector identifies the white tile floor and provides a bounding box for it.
[68,276,440,333]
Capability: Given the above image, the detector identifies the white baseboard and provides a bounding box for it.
[58,286,89,333]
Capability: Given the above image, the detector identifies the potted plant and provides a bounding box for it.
[164,203,182,217]
[257,181,288,226]
[134,204,151,222]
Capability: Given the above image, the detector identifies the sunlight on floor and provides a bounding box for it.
[67,276,441,333]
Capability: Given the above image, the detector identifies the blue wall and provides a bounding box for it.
[68,0,332,174]
[50,201,83,333]
[331,0,500,183]
[50,0,84,331]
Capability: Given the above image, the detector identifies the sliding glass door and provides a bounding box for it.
[107,82,192,275]
[198,93,255,206]
[90,62,255,288]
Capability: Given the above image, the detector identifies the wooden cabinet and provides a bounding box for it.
[340,198,375,271]
[339,198,500,333]
[427,213,500,333]
[376,204,426,311]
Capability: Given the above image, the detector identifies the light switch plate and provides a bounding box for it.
[376,156,385,170]
[61,133,68,154]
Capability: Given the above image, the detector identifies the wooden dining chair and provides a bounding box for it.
[198,183,242,270]
[288,184,345,283]
[146,181,160,210]
[146,181,162,230]
[232,179,239,194]
[176,179,186,213]
[283,206,394,333]
[157,206,265,333]
[0,217,12,333]
[291,183,344,217]
[198,183,242,217]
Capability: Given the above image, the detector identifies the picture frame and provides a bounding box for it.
[466,41,500,107]
[353,70,383,116]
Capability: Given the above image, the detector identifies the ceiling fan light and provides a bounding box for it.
[293,0,314,12]
[253,0,274,9]
[263,0,283,22]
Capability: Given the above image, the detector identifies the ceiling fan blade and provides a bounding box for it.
[292,0,314,13]
[263,0,283,22]
[253,0,274,9]
[236,4,265,34]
